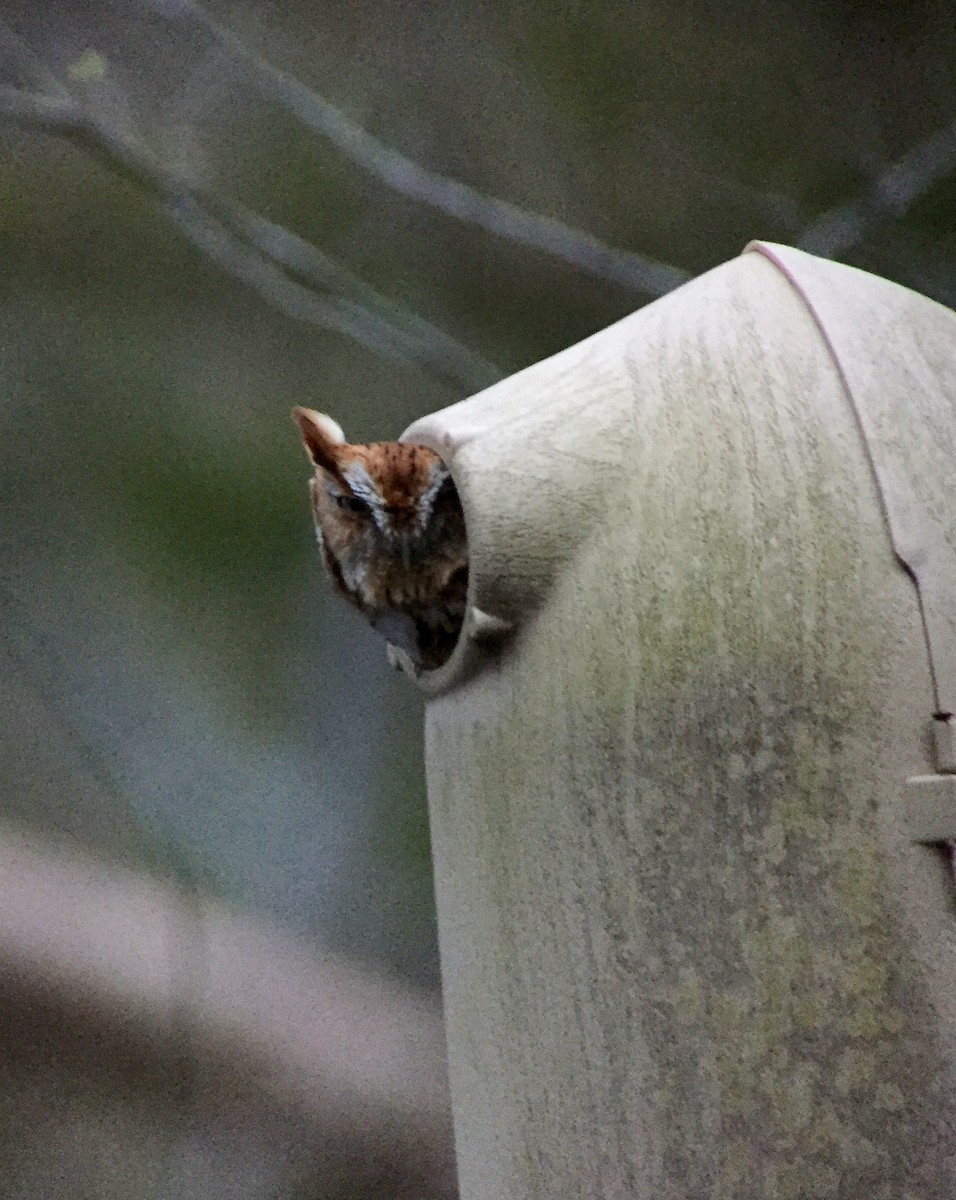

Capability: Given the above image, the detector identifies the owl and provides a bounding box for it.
[292,407,468,671]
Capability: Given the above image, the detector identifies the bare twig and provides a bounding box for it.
[0,0,691,402]
[798,116,956,259]
[170,193,502,384]
[0,87,79,128]
[139,0,691,297]
[0,29,501,392]
[0,18,70,95]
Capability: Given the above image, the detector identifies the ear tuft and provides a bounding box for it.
[292,407,347,472]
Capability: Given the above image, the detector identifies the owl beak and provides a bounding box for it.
[383,511,414,565]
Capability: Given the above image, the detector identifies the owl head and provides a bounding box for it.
[291,407,454,554]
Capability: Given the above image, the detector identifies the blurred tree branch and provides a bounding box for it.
[798,116,956,262]
[0,828,457,1199]
[0,22,501,394]
[0,0,690,401]
[3,1,952,398]
[139,0,692,299]
[139,0,956,305]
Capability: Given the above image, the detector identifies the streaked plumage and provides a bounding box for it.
[292,407,468,670]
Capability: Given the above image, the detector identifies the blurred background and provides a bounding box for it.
[0,0,955,1195]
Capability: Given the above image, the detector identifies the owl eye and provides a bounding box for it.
[335,492,370,515]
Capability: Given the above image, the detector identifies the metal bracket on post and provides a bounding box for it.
[906,715,956,843]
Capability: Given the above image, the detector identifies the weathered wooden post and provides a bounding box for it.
[401,242,956,1199]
